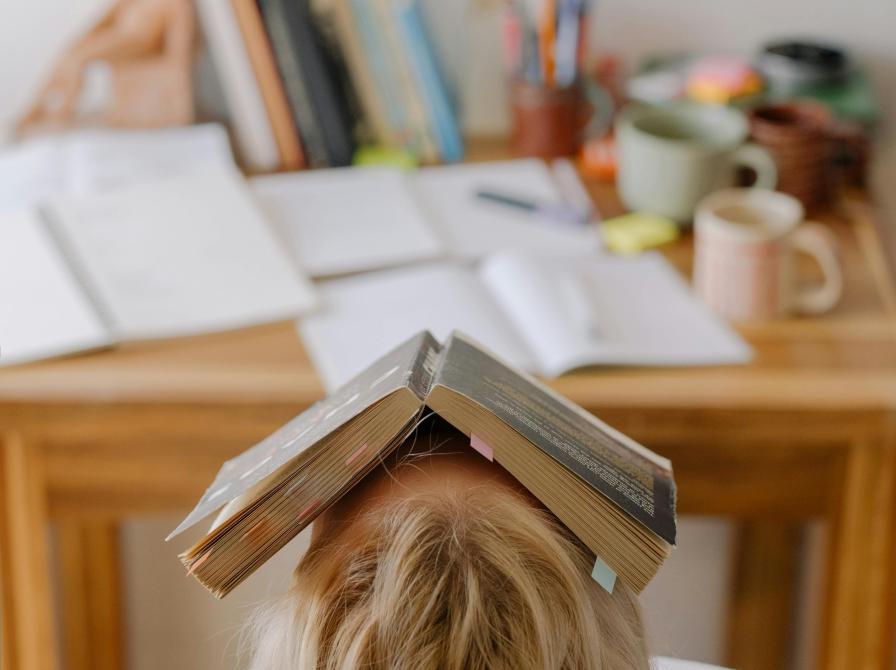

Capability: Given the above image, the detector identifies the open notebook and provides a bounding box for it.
[251,159,601,276]
[0,169,317,366]
[299,252,751,391]
[0,124,234,213]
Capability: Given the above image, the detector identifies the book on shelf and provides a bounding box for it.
[259,0,356,168]
[393,0,464,162]
[194,0,281,171]
[322,0,395,147]
[212,0,462,166]
[169,330,677,598]
[0,166,317,367]
[231,0,306,170]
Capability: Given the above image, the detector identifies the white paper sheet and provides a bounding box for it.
[298,263,534,392]
[252,167,445,277]
[481,251,751,375]
[0,137,66,214]
[414,159,601,260]
[47,169,318,340]
[0,209,110,365]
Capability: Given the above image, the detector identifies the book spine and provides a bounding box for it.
[373,0,439,162]
[259,0,330,168]
[349,0,413,150]
[329,0,395,146]
[231,0,306,170]
[393,0,464,163]
[295,0,357,167]
[195,0,280,171]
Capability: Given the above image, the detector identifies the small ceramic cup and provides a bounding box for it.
[693,188,843,320]
[616,102,777,222]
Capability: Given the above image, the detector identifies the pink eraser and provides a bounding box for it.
[469,433,494,461]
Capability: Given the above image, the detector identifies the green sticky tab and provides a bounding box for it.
[591,556,617,594]
[601,211,679,255]
[353,145,418,170]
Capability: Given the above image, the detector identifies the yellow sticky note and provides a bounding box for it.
[602,212,679,255]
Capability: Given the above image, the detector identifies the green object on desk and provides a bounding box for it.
[353,145,418,170]
[602,211,679,254]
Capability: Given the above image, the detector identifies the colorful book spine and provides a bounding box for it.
[373,0,439,162]
[393,0,464,163]
[328,0,394,147]
[231,0,305,170]
[350,0,413,150]
[259,0,330,168]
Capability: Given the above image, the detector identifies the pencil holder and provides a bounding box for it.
[510,78,612,159]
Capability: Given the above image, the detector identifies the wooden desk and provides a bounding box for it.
[1,144,895,670]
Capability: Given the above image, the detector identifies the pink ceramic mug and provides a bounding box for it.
[694,188,842,321]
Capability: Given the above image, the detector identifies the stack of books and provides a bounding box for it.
[197,0,463,171]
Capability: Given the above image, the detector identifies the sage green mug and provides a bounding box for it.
[616,103,777,222]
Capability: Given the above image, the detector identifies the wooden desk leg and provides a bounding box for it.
[0,433,56,670]
[820,436,896,670]
[58,521,124,670]
[726,521,801,670]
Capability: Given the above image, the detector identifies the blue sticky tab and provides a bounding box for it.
[591,556,617,594]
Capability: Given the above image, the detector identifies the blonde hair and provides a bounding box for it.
[245,487,649,670]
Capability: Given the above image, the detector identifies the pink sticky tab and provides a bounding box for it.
[469,433,494,461]
[345,443,369,466]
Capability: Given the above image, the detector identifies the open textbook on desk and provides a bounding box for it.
[300,252,752,391]
[170,331,676,598]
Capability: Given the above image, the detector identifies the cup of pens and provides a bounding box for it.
[503,0,611,159]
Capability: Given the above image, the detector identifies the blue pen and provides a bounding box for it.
[523,25,542,84]
[475,189,589,226]
[555,0,583,87]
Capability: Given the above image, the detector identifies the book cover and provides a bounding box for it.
[326,0,395,146]
[259,0,330,168]
[194,0,280,171]
[372,0,439,161]
[433,332,677,545]
[350,0,414,150]
[231,0,306,170]
[393,0,464,162]
[269,0,356,167]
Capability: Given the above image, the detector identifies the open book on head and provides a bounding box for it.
[251,159,601,277]
[0,169,317,366]
[169,330,677,598]
[299,252,752,392]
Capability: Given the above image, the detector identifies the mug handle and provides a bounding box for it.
[791,223,843,314]
[730,142,778,189]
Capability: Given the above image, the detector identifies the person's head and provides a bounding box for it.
[245,420,649,670]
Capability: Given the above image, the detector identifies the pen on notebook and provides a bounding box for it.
[475,189,589,225]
